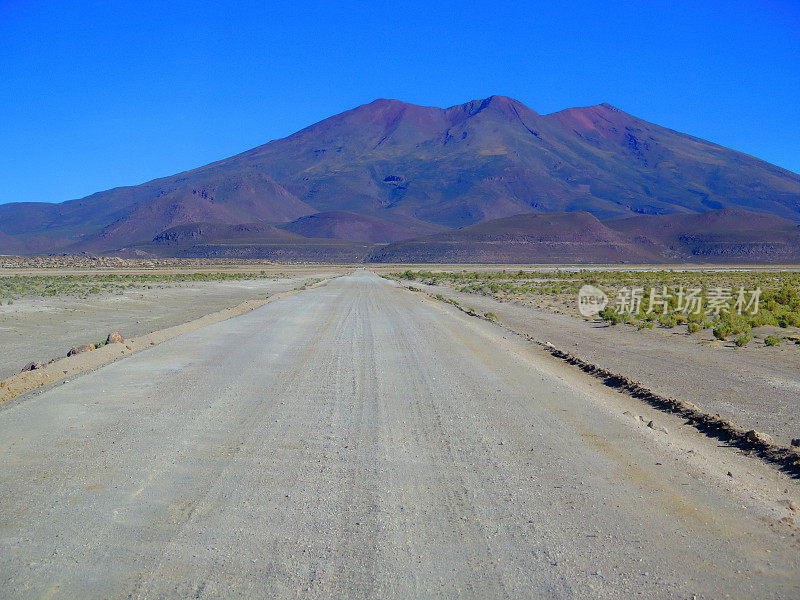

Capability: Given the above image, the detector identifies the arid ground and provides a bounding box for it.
[0,262,798,599]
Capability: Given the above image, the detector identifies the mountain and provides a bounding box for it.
[368,211,663,264]
[279,211,419,243]
[369,208,800,264]
[121,221,372,262]
[1,95,798,258]
[606,208,800,262]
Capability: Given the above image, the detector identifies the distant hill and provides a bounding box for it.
[279,211,419,243]
[122,221,371,262]
[368,211,663,263]
[1,95,798,260]
[606,208,800,262]
[369,209,800,264]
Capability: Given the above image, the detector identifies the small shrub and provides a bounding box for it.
[657,314,678,328]
[598,307,623,325]
[764,335,782,347]
[734,330,753,347]
[713,325,733,340]
[484,312,497,320]
[687,322,702,334]
[687,311,704,324]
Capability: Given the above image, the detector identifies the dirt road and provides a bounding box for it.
[1,272,797,599]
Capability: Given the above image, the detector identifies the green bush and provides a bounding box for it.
[598,307,624,325]
[657,314,678,328]
[484,312,497,320]
[713,325,733,340]
[734,330,753,347]
[764,335,782,347]
[687,322,702,334]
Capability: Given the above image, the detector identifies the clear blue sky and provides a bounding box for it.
[1,0,798,205]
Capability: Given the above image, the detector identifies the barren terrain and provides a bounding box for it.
[0,264,345,379]
[378,267,800,447]
[0,272,798,599]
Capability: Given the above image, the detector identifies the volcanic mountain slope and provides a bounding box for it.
[211,96,800,228]
[279,211,419,243]
[606,208,800,262]
[0,171,315,254]
[368,208,800,264]
[367,211,663,264]
[122,221,372,262]
[0,95,798,255]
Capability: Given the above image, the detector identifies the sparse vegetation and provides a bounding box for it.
[294,277,322,290]
[765,335,782,347]
[391,268,800,348]
[734,330,753,347]
[599,307,624,325]
[713,324,734,340]
[0,272,286,300]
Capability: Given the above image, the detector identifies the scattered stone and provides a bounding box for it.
[727,471,733,478]
[67,344,95,357]
[744,430,774,445]
[106,331,124,344]
[789,500,799,512]
[791,439,800,448]
[647,420,668,434]
[20,362,45,372]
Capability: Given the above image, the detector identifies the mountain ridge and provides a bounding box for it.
[1,95,798,259]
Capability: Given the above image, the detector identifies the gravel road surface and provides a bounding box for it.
[401,279,800,447]
[1,271,797,599]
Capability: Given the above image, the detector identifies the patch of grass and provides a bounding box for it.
[687,322,702,334]
[484,312,497,320]
[764,335,782,347]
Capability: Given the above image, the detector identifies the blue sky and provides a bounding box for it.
[1,0,798,205]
